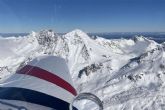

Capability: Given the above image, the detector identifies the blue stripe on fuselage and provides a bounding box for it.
[0,87,78,110]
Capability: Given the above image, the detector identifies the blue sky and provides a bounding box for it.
[0,0,165,33]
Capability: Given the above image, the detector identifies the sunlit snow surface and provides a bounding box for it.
[0,29,165,110]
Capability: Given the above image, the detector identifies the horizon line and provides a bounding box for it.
[0,31,165,34]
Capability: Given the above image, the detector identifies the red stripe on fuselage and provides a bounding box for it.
[17,65,77,96]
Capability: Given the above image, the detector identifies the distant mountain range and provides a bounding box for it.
[1,31,165,43]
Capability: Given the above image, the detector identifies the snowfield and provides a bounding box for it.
[0,29,165,110]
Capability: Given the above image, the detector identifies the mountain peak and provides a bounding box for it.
[133,35,149,42]
[71,29,86,33]
[65,29,88,38]
[38,29,56,37]
[33,29,59,47]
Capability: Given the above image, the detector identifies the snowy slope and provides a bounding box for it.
[0,29,165,110]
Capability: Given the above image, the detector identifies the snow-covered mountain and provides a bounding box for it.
[0,29,165,110]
